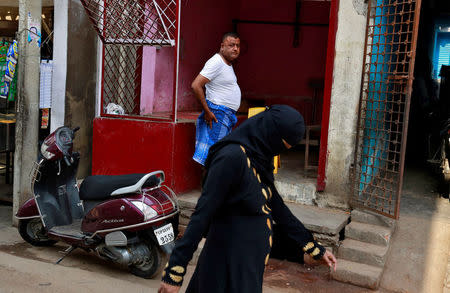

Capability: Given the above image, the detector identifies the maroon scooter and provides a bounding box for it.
[15,126,179,278]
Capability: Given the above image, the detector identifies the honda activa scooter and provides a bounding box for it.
[15,126,179,278]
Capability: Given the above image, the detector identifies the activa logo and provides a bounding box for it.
[101,219,125,224]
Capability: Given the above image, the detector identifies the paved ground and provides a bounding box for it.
[0,203,365,293]
[0,166,448,293]
[380,166,450,293]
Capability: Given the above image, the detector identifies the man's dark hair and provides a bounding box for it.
[222,32,240,42]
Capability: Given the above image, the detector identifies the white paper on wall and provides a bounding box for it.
[40,60,53,109]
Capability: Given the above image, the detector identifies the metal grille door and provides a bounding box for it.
[81,0,177,46]
[352,0,422,219]
[80,0,177,118]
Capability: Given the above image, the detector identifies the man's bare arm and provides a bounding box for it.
[191,74,218,128]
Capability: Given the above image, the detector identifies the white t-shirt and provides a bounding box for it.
[199,53,241,111]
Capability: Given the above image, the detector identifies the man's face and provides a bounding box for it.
[220,37,240,63]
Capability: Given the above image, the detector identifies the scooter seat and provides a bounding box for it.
[79,173,160,200]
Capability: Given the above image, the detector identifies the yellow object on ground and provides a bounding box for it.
[248,107,281,174]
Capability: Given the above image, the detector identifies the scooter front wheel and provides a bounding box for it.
[18,218,57,247]
[129,240,163,279]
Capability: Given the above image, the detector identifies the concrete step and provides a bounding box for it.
[351,209,396,229]
[178,189,201,210]
[178,190,201,226]
[285,202,349,236]
[178,190,349,247]
[286,203,349,249]
[274,178,316,206]
[338,238,388,268]
[332,259,383,289]
[274,167,317,205]
[346,221,392,246]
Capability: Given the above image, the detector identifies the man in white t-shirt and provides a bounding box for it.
[191,32,241,165]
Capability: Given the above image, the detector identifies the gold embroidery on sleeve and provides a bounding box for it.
[171,266,185,274]
[240,145,246,153]
[262,189,268,200]
[169,274,183,283]
[267,218,272,230]
[303,242,315,252]
[311,247,321,256]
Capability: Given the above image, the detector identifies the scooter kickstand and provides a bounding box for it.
[56,245,76,264]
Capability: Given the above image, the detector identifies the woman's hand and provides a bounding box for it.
[158,282,180,293]
[303,250,337,272]
[321,250,337,272]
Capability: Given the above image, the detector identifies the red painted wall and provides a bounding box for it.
[177,0,330,126]
[235,0,330,125]
[153,47,176,113]
[177,0,239,112]
[92,118,201,194]
[93,0,333,194]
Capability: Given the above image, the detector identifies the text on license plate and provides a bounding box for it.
[153,223,174,246]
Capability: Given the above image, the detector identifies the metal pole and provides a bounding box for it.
[172,0,181,122]
[13,0,42,225]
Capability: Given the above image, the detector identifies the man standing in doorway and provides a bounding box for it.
[192,32,241,165]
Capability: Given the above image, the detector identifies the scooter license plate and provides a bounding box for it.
[153,223,174,246]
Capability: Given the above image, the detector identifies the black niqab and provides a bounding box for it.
[206,105,305,183]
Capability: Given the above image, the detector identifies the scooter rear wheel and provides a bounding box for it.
[129,240,163,279]
[18,218,57,247]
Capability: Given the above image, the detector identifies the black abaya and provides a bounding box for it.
[161,106,326,292]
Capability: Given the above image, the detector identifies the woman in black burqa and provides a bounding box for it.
[158,105,337,293]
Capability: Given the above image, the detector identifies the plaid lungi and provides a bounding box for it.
[193,100,237,165]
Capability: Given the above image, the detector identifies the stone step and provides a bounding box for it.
[178,189,201,210]
[346,221,392,246]
[285,202,349,236]
[274,179,316,206]
[351,209,396,229]
[178,190,201,226]
[274,168,317,206]
[332,259,383,289]
[178,190,349,246]
[338,238,388,267]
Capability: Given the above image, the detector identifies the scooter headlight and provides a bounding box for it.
[40,143,55,159]
[130,201,158,221]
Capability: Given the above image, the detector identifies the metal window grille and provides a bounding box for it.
[102,44,143,115]
[352,0,422,219]
[80,0,177,118]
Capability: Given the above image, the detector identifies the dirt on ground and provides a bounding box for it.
[263,259,374,293]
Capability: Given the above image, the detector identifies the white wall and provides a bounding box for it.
[50,0,68,132]
[323,0,367,204]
